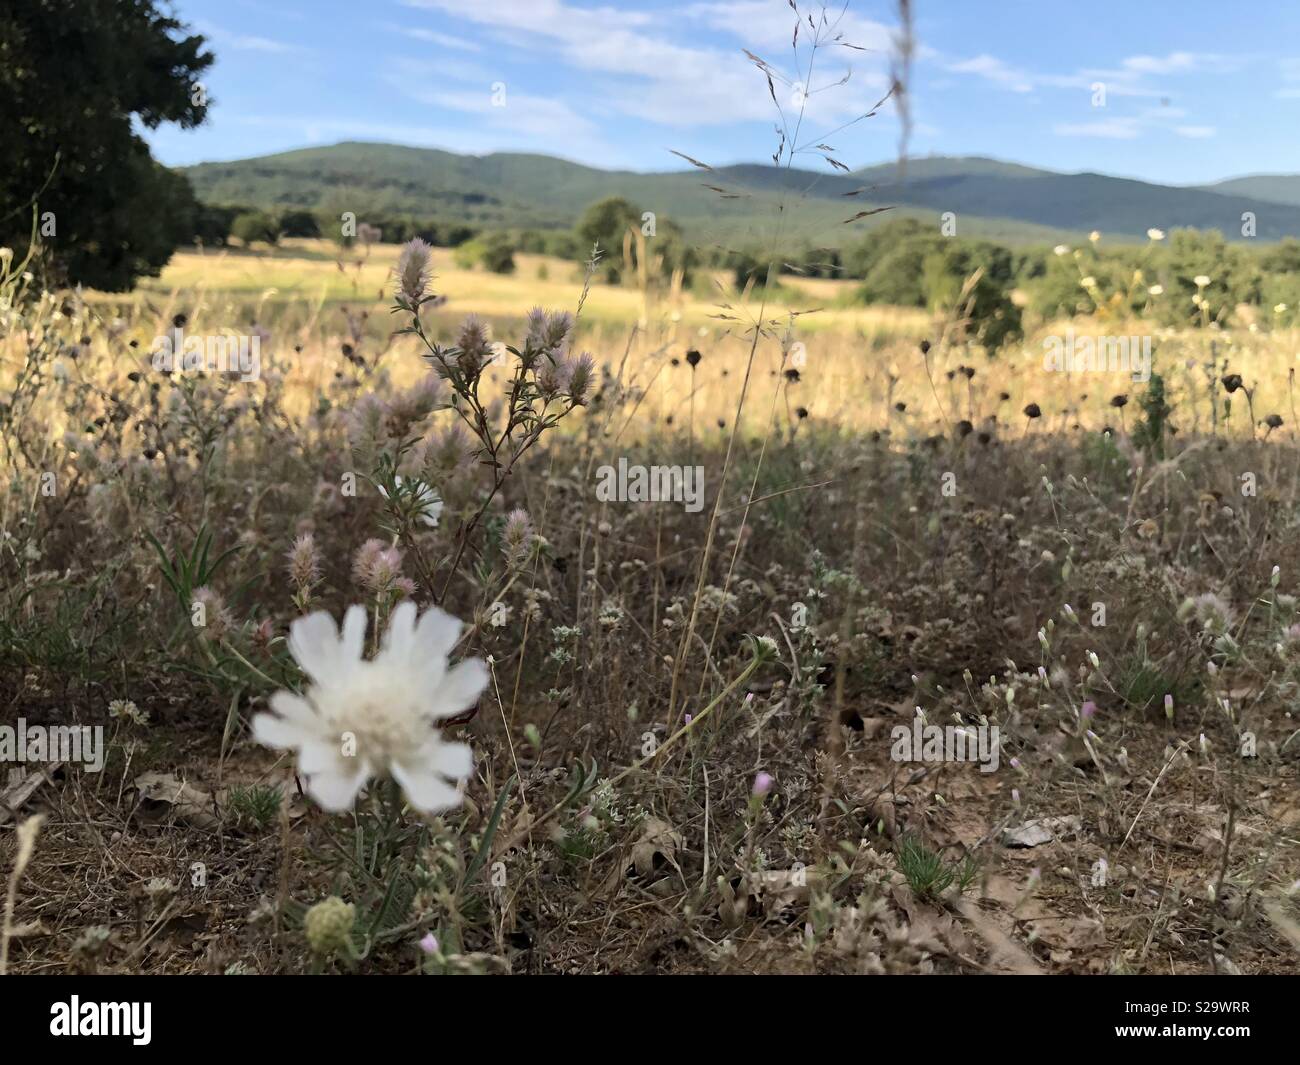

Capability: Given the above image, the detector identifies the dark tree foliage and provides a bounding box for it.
[0,0,213,290]
[231,210,281,246]
[278,209,321,238]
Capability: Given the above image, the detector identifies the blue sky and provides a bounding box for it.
[145,0,1300,185]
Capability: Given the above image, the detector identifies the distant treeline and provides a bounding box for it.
[192,204,480,250]
[194,200,1300,344]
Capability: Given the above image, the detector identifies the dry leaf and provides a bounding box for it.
[134,772,219,828]
[751,867,817,918]
[1002,815,1082,848]
[630,816,683,878]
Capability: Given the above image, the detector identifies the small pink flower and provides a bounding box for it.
[1080,700,1097,720]
[753,772,773,797]
[419,932,439,955]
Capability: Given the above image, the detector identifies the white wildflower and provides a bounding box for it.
[378,475,443,528]
[253,603,484,812]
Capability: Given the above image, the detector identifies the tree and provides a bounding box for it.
[453,233,516,274]
[279,210,321,238]
[231,211,282,247]
[577,196,643,280]
[192,204,244,247]
[842,217,928,280]
[920,243,1022,350]
[0,0,213,291]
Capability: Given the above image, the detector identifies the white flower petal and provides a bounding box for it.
[288,611,341,686]
[340,604,368,663]
[428,739,472,781]
[410,606,462,689]
[251,711,309,750]
[415,605,462,661]
[299,736,345,776]
[269,690,317,726]
[425,658,488,720]
[381,600,419,662]
[306,764,370,811]
[391,760,462,813]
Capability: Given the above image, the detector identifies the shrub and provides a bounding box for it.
[230,210,281,247]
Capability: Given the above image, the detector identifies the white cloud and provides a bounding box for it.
[398,0,895,141]
[941,47,1242,102]
[415,88,600,139]
[376,56,622,161]
[683,1,893,55]
[1175,125,1216,138]
[947,55,1034,93]
[384,24,481,52]
[1119,52,1240,75]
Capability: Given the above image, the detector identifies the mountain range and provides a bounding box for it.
[182,143,1300,247]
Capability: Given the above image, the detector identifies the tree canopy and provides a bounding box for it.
[0,0,213,290]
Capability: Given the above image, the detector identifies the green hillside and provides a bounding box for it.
[1203,174,1300,207]
[182,143,1300,247]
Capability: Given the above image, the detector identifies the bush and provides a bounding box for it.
[454,233,516,274]
[279,210,321,238]
[192,204,244,247]
[920,242,1022,350]
[230,210,281,247]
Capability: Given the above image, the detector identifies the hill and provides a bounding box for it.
[182,144,1300,246]
[1202,174,1300,207]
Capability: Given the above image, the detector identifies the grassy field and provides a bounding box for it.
[97,238,1300,439]
[2,237,1299,976]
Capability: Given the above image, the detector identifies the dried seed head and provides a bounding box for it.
[502,508,535,568]
[396,238,433,305]
[566,352,595,404]
[286,533,321,592]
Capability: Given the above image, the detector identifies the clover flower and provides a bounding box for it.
[286,533,321,593]
[395,238,433,306]
[502,508,534,568]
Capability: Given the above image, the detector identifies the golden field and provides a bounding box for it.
[68,237,1300,441]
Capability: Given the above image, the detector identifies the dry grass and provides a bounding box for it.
[2,239,1299,976]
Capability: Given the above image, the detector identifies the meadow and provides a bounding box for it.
[2,231,1299,977]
